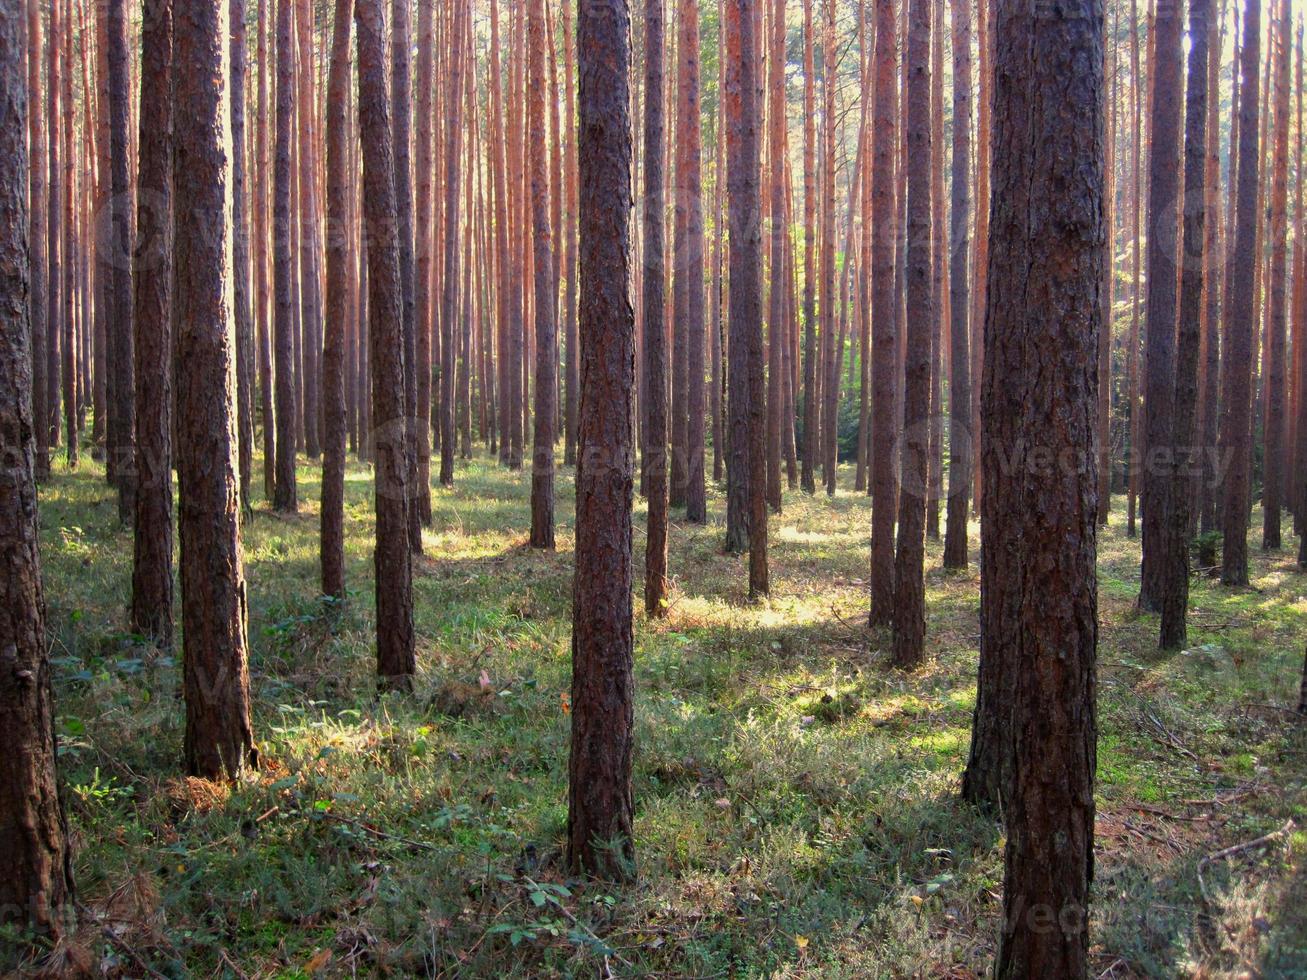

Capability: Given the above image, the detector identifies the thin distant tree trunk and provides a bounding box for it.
[356,0,415,688]
[1161,0,1210,651]
[414,0,435,516]
[682,0,707,523]
[1262,0,1291,549]
[0,0,74,932]
[440,1,467,488]
[256,0,275,499]
[869,0,897,625]
[526,0,555,546]
[1138,0,1182,614]
[970,0,990,514]
[800,0,817,495]
[1198,1,1224,552]
[942,0,972,570]
[44,0,59,468]
[488,0,511,468]
[765,0,785,514]
[272,0,297,511]
[569,0,636,881]
[321,0,352,600]
[29,0,47,480]
[925,0,945,540]
[819,0,837,497]
[891,0,932,670]
[1220,0,1261,587]
[562,0,579,465]
[232,0,254,511]
[108,0,134,520]
[131,0,174,647]
[971,2,1102,972]
[671,14,689,512]
[643,0,668,613]
[173,0,259,780]
[59,0,74,470]
[1126,0,1142,536]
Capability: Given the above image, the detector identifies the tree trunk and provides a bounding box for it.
[356,0,416,688]
[414,0,435,518]
[682,0,707,523]
[568,0,636,881]
[942,0,972,570]
[321,0,353,600]
[231,0,253,511]
[890,0,932,670]
[1220,0,1262,587]
[272,0,297,511]
[173,0,259,781]
[819,0,837,498]
[0,0,74,934]
[441,0,467,488]
[29,0,46,481]
[108,0,134,520]
[800,0,817,495]
[131,0,175,647]
[966,4,1102,975]
[643,0,668,615]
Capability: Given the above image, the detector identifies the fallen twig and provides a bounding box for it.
[1196,818,1295,905]
[314,810,438,851]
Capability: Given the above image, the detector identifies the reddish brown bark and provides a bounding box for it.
[643,0,668,615]
[527,0,554,547]
[682,0,707,523]
[232,0,254,511]
[1263,0,1291,549]
[441,0,468,489]
[28,0,46,480]
[568,0,636,881]
[107,0,134,519]
[800,0,817,495]
[272,0,297,511]
[173,0,258,780]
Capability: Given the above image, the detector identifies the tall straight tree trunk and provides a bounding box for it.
[527,0,555,546]
[925,0,945,540]
[0,0,74,933]
[890,0,932,670]
[869,0,897,625]
[766,0,785,514]
[173,0,258,781]
[232,0,254,511]
[414,0,435,518]
[321,0,353,600]
[1126,0,1142,536]
[29,0,46,481]
[643,0,669,614]
[569,0,636,881]
[1262,0,1291,549]
[682,0,707,523]
[44,0,58,467]
[562,0,579,465]
[356,0,415,688]
[107,0,134,521]
[1161,0,1211,650]
[1198,1,1225,551]
[272,0,297,511]
[256,0,275,500]
[1220,0,1261,586]
[800,0,817,494]
[58,0,73,471]
[970,0,990,514]
[131,0,175,647]
[440,1,467,488]
[966,5,1103,975]
[819,0,838,498]
[942,0,972,570]
[1138,0,1183,613]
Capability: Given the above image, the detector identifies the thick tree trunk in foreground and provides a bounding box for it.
[131,0,175,647]
[891,0,932,669]
[527,0,555,547]
[869,0,897,625]
[643,0,668,615]
[1220,0,1261,587]
[963,4,1102,976]
[321,0,353,600]
[0,0,74,934]
[568,0,636,882]
[942,0,972,570]
[356,0,416,688]
[173,0,258,781]
[1161,0,1210,651]
[1138,0,1183,613]
[272,0,297,512]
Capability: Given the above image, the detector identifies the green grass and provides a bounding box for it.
[13,449,1307,977]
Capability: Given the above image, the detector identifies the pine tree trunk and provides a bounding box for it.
[232,0,254,512]
[568,0,636,881]
[173,0,258,780]
[800,0,817,495]
[29,0,47,480]
[440,1,467,489]
[682,0,707,523]
[272,0,297,511]
[108,0,135,520]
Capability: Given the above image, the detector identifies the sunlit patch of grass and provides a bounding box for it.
[15,451,1306,977]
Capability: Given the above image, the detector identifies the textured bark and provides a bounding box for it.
[28,0,46,480]
[1262,0,1291,550]
[108,0,134,520]
[440,2,467,489]
[681,0,707,523]
[764,0,785,515]
[356,0,415,687]
[256,0,275,500]
[925,0,945,540]
[1220,0,1261,587]
[1198,2,1225,551]
[271,0,297,511]
[643,0,668,615]
[964,4,1102,976]
[568,0,636,881]
[231,0,254,512]
[58,0,72,471]
[890,0,931,670]
[487,0,511,468]
[562,0,579,465]
[1137,0,1182,614]
[414,0,434,515]
[321,0,353,600]
[868,0,897,625]
[0,0,74,935]
[527,0,554,547]
[173,0,258,780]
[819,0,837,498]
[131,0,175,647]
[1161,0,1210,651]
[43,0,58,467]
[942,0,971,570]
[800,0,817,495]
[1125,0,1142,537]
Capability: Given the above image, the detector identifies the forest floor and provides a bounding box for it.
[10,452,1307,978]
